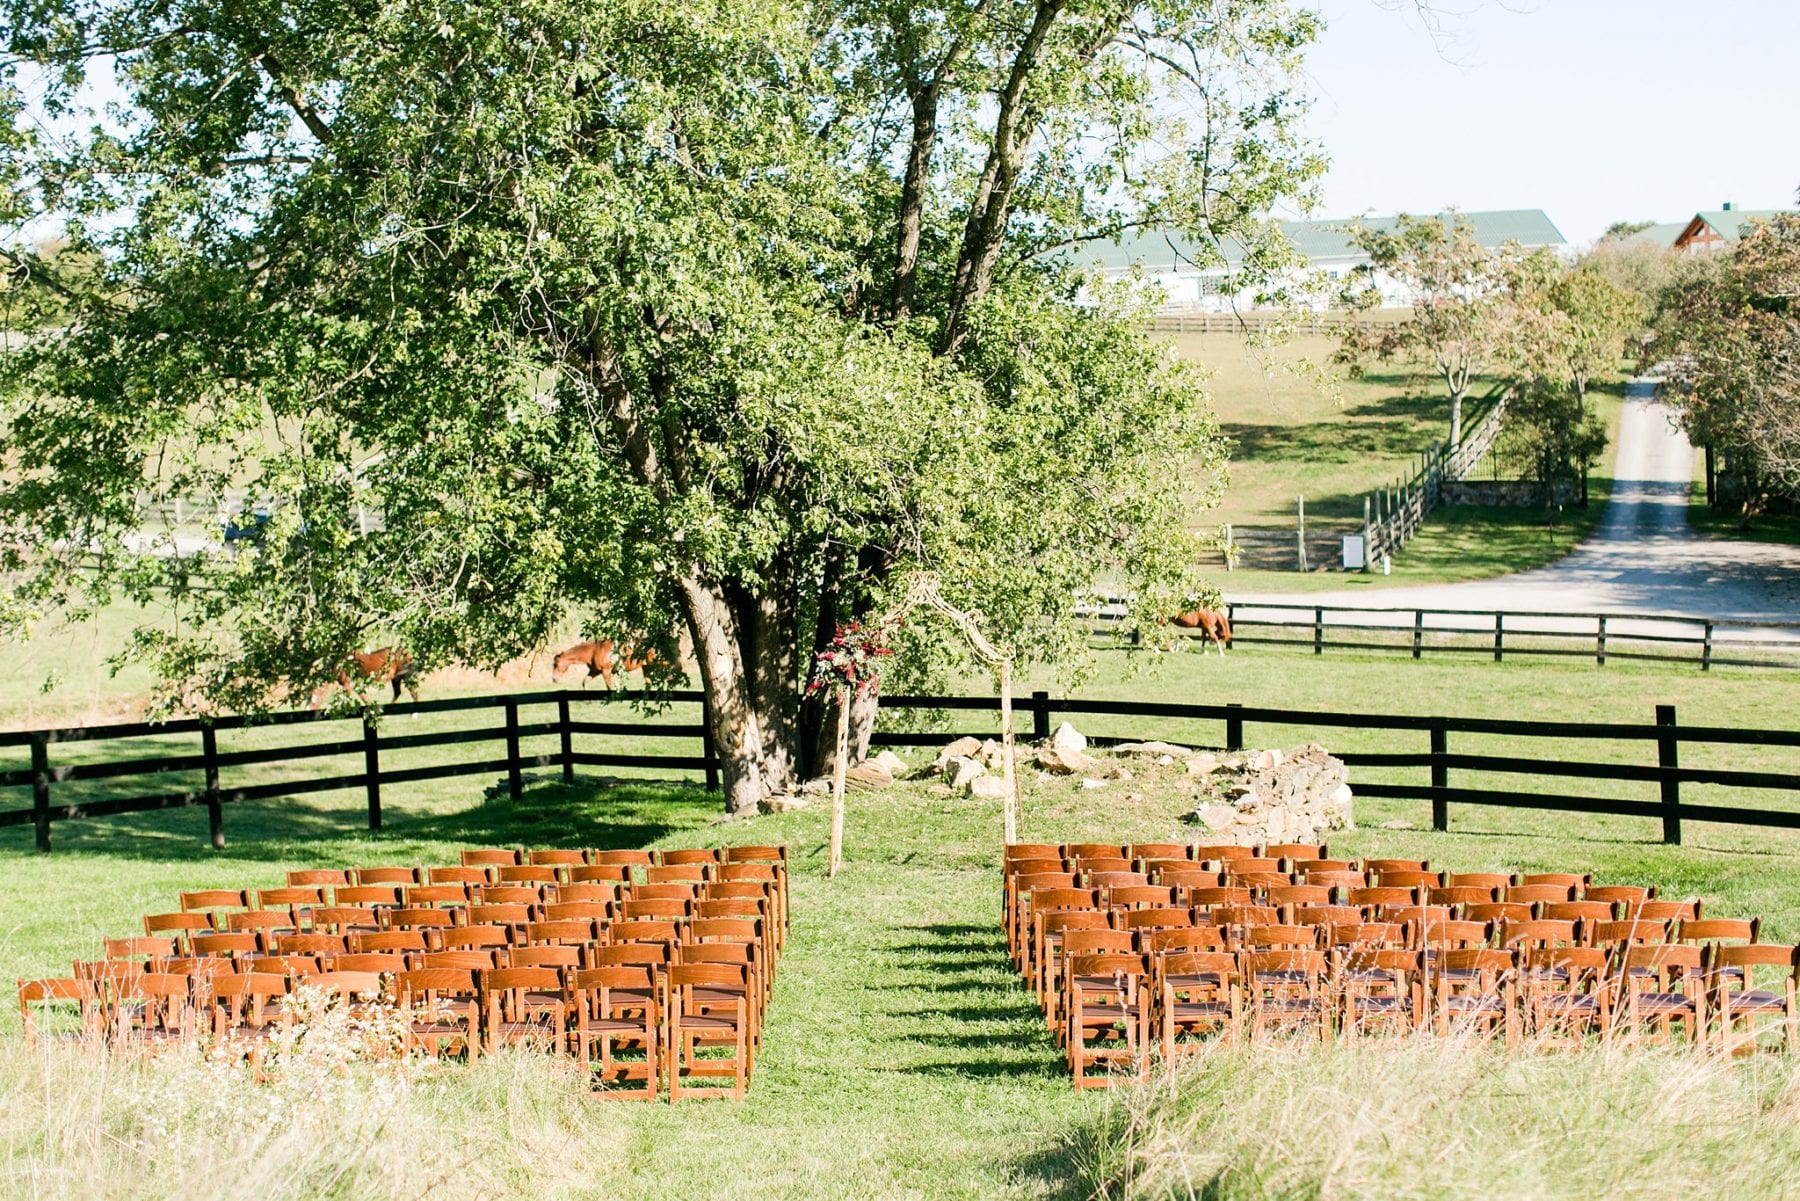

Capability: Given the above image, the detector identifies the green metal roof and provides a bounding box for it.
[1689,210,1787,243]
[1077,209,1566,274]
[1618,222,1688,249]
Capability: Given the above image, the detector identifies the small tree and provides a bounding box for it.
[1497,379,1609,525]
[1335,213,1521,446]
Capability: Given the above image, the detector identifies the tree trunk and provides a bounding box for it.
[1448,387,1465,447]
[828,692,850,878]
[679,577,773,817]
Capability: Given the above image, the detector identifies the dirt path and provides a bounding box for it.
[1229,380,1800,635]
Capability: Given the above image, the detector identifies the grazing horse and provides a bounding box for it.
[552,640,656,692]
[1171,608,1233,656]
[308,647,420,709]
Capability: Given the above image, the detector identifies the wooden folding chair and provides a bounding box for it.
[179,889,250,927]
[192,932,261,962]
[103,937,177,970]
[1348,886,1417,913]
[1542,901,1615,926]
[441,924,511,955]
[1464,902,1534,926]
[18,978,98,1045]
[667,963,751,1101]
[1338,948,1422,1037]
[1363,859,1430,875]
[1243,949,1330,1043]
[255,887,326,932]
[1618,944,1705,1045]
[530,848,589,869]
[568,967,659,1100]
[1065,952,1149,1088]
[498,865,560,886]
[646,863,709,885]
[1374,869,1441,890]
[311,905,384,937]
[1504,883,1575,907]
[1707,943,1798,1054]
[1106,885,1177,911]
[1517,871,1588,890]
[1586,884,1656,910]
[1520,947,1611,1045]
[142,912,215,954]
[352,928,430,956]
[106,971,195,1051]
[1035,911,1110,1006]
[1190,844,1254,865]
[430,865,492,887]
[273,933,347,962]
[1266,843,1328,863]
[483,967,567,1054]
[462,848,522,868]
[207,972,290,1054]
[355,866,420,886]
[1432,949,1518,1044]
[1446,872,1514,892]
[570,864,634,887]
[1156,950,1239,1057]
[676,942,764,1049]
[395,969,481,1058]
[287,869,350,888]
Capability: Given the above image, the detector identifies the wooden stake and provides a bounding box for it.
[998,659,1018,844]
[828,691,851,878]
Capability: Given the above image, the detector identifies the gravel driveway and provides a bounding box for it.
[1229,380,1800,637]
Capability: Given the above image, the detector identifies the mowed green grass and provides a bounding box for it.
[5,645,1800,1196]
[1158,331,1503,527]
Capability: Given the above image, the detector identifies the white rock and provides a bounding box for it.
[870,750,909,777]
[967,775,1011,800]
[1080,777,1109,790]
[1113,740,1194,758]
[798,776,833,796]
[844,762,894,791]
[1156,755,1175,767]
[1196,804,1238,830]
[943,755,985,790]
[931,736,982,770]
[1036,746,1094,775]
[759,793,811,813]
[1050,722,1087,754]
[1185,754,1219,776]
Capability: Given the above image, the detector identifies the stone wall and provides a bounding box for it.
[1440,478,1579,508]
[1182,743,1353,846]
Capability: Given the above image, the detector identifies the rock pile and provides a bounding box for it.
[1181,743,1353,845]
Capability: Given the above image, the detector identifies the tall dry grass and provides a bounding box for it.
[0,1034,624,1200]
[1076,1037,1800,1200]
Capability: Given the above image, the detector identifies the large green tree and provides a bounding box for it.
[1653,213,1800,520]
[0,0,1324,813]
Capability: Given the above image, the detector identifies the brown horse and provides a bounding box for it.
[552,640,656,691]
[308,647,420,709]
[1171,608,1233,656]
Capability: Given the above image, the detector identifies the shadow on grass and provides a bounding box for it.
[2,778,719,864]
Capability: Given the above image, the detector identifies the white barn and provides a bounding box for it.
[1078,209,1567,312]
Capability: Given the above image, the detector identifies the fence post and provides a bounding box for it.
[363,716,382,832]
[1223,522,1233,572]
[1656,704,1681,846]
[504,697,523,803]
[1313,606,1324,656]
[30,733,50,854]
[1031,690,1052,743]
[1412,610,1424,660]
[701,694,720,792]
[1295,495,1308,572]
[558,695,575,784]
[1362,496,1372,573]
[1493,613,1504,663]
[1225,703,1244,752]
[1430,720,1448,832]
[202,725,224,850]
[1701,622,1714,672]
[1596,616,1608,666]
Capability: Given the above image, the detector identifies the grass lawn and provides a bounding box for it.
[5,645,1800,1197]
[1166,332,1627,589]
[1157,331,1502,528]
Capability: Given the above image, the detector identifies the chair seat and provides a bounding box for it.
[1632,992,1697,1015]
[1170,1001,1232,1018]
[578,1018,650,1035]
[1441,994,1505,1014]
[1724,990,1786,1012]
[677,1014,743,1032]
[1538,993,1602,1013]
[1257,997,1323,1016]
[1351,995,1410,1013]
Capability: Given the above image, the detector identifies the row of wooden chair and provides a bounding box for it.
[1058,939,1800,1087]
[20,958,753,1100]
[1002,842,1792,1086]
[18,844,789,1101]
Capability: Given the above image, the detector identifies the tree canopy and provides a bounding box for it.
[1653,213,1800,517]
[0,0,1327,812]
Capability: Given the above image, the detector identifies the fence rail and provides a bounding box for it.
[5,686,1800,851]
[1087,600,1800,671]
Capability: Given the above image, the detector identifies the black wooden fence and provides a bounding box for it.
[5,689,1800,852]
[1091,601,1800,671]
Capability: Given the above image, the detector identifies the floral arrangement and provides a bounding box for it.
[806,620,893,698]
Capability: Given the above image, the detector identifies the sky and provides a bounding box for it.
[1298,0,1800,247]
